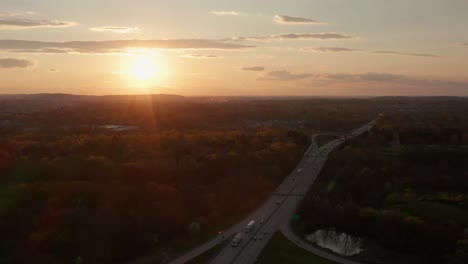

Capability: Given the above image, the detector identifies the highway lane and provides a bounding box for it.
[210,144,339,264]
[169,120,374,264]
[275,121,374,264]
[168,143,316,264]
[168,193,281,264]
[210,121,373,264]
[209,151,322,264]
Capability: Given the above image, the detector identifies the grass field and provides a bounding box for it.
[257,232,336,264]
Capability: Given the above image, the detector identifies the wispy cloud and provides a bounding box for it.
[323,72,468,89]
[9,48,73,54]
[0,58,34,68]
[211,11,242,16]
[230,33,354,42]
[0,12,75,29]
[301,46,439,58]
[90,26,139,34]
[0,18,75,29]
[0,39,254,54]
[0,11,34,17]
[302,47,360,53]
[242,66,265,71]
[258,70,468,90]
[180,54,222,59]
[274,15,323,25]
[258,70,314,81]
[371,50,440,58]
[256,54,276,59]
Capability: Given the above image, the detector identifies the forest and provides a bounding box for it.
[0,127,311,263]
[1,95,467,263]
[297,108,468,264]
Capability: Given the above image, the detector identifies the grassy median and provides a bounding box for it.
[257,231,336,264]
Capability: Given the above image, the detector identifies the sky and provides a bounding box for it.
[0,0,468,96]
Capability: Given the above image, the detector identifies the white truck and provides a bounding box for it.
[231,232,243,247]
[245,220,256,233]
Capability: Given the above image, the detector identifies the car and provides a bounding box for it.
[253,236,257,241]
[260,219,264,224]
[276,200,281,205]
[231,232,243,247]
[245,220,256,233]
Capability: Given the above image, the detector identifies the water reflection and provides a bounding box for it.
[306,229,364,256]
[100,125,139,132]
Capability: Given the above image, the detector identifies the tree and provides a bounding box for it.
[455,230,468,263]
[187,222,201,237]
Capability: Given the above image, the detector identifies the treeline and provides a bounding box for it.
[374,114,468,145]
[0,128,309,263]
[1,96,380,132]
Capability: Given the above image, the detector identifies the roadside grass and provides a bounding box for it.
[123,231,220,264]
[257,231,336,264]
[186,240,228,264]
[160,191,272,256]
[161,231,218,256]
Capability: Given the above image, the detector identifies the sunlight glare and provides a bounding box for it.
[130,55,157,80]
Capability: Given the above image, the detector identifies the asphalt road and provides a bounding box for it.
[169,121,374,264]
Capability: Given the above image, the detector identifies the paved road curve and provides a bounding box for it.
[168,121,374,264]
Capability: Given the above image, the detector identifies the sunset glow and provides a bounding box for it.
[129,55,158,81]
[0,1,467,96]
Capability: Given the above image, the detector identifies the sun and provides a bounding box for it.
[129,55,157,80]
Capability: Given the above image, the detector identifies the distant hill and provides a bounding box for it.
[0,93,188,113]
[0,93,186,101]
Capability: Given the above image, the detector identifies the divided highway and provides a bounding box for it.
[169,121,374,264]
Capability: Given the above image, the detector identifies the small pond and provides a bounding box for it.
[306,229,364,256]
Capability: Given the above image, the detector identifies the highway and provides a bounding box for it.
[168,120,374,264]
